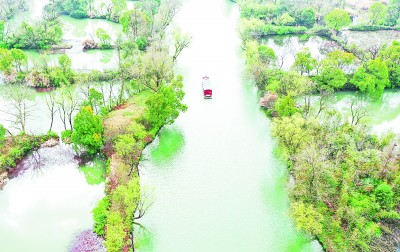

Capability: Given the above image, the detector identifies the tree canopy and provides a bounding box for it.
[72,106,104,155]
[324,9,351,31]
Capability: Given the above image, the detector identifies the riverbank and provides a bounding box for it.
[100,93,152,251]
[92,73,186,251]
[0,132,59,189]
[238,1,400,252]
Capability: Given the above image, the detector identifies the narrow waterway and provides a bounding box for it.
[139,0,319,251]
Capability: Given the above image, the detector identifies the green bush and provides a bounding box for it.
[93,197,110,236]
[136,36,148,51]
[61,130,72,143]
[0,124,6,145]
[374,183,394,209]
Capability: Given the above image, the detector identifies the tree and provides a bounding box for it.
[296,8,316,27]
[277,71,313,97]
[379,41,400,87]
[93,196,110,236]
[324,9,351,31]
[323,50,356,71]
[172,29,191,62]
[292,48,317,75]
[115,134,142,176]
[351,58,390,99]
[374,183,394,209]
[291,201,323,235]
[71,106,103,155]
[386,1,400,26]
[144,75,187,130]
[139,44,173,91]
[369,2,388,25]
[154,0,180,31]
[10,49,27,72]
[272,113,310,157]
[2,85,35,132]
[319,67,347,89]
[111,0,127,21]
[120,8,148,40]
[57,86,79,130]
[348,97,368,125]
[96,28,111,48]
[0,48,27,79]
[258,44,276,65]
[276,13,296,26]
[0,48,13,74]
[0,20,5,48]
[273,95,298,117]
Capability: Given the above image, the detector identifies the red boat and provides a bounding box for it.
[202,76,212,99]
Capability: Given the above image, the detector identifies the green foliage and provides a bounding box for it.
[0,124,6,146]
[323,50,356,70]
[273,96,298,117]
[104,211,125,252]
[136,36,149,51]
[351,58,390,99]
[0,134,53,170]
[61,0,90,18]
[239,18,307,40]
[319,67,347,89]
[292,48,317,75]
[0,48,27,76]
[324,9,351,30]
[112,177,140,219]
[258,44,276,64]
[379,41,400,87]
[272,113,309,156]
[61,130,72,143]
[96,28,112,48]
[291,201,323,235]
[386,3,400,26]
[120,8,148,40]
[238,1,278,19]
[6,20,63,49]
[296,8,316,27]
[369,2,388,25]
[374,183,394,209]
[93,196,110,236]
[111,0,128,21]
[72,106,104,155]
[144,75,187,131]
[0,48,13,73]
[276,13,296,26]
[0,20,5,48]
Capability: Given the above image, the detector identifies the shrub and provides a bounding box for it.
[61,130,73,143]
[93,197,110,236]
[374,183,394,209]
[72,106,103,155]
[0,124,6,145]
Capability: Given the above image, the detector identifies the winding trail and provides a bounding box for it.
[139,0,317,251]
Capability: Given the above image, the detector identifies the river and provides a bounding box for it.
[137,0,320,251]
[0,0,399,251]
